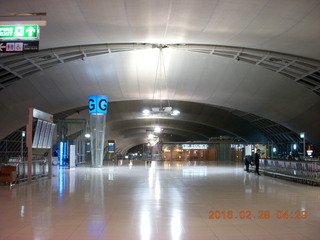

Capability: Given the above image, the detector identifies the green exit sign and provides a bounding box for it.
[0,25,39,40]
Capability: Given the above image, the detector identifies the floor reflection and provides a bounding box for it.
[182,166,207,177]
[140,211,151,240]
[1,160,319,240]
[170,209,182,240]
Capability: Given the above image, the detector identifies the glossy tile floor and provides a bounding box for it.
[1,160,320,240]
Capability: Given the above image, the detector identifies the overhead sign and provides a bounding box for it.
[88,95,108,114]
[0,41,39,53]
[182,144,208,150]
[0,25,40,40]
[32,108,53,122]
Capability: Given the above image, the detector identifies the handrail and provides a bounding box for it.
[260,158,320,186]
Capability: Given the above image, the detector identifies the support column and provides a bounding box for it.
[48,148,52,179]
[26,108,33,183]
[88,95,108,168]
[90,114,106,167]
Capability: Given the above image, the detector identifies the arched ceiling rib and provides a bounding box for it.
[113,124,209,141]
[1,43,320,95]
[0,89,315,155]
[113,128,207,154]
[107,118,232,143]
[49,100,305,153]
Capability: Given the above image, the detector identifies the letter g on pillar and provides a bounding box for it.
[88,95,108,114]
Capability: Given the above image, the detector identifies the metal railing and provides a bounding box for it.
[260,159,320,186]
[1,158,49,182]
[18,160,49,181]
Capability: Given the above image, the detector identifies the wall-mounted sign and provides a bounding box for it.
[255,145,267,158]
[88,95,108,114]
[182,144,208,150]
[0,25,40,40]
[0,41,39,52]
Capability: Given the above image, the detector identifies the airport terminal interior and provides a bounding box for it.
[1,0,320,239]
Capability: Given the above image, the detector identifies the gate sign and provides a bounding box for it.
[0,25,40,40]
[88,95,108,114]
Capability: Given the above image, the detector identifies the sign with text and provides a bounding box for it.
[0,41,39,53]
[88,95,108,114]
[182,144,208,150]
[0,25,39,40]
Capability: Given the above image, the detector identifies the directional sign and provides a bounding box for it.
[0,25,39,40]
[0,41,39,53]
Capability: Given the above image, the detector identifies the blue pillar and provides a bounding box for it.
[88,95,108,168]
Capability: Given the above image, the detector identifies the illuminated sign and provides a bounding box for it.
[88,95,108,114]
[0,25,39,40]
[182,144,208,150]
[108,140,115,153]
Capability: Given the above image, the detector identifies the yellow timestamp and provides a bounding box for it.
[208,210,308,220]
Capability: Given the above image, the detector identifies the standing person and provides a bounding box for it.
[254,149,261,175]
[244,155,252,172]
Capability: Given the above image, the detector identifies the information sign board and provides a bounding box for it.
[0,41,39,53]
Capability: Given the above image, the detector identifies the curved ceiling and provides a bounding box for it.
[1,43,320,94]
[1,0,320,152]
[53,100,306,153]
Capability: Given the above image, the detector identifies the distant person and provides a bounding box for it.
[244,155,252,172]
[254,149,261,175]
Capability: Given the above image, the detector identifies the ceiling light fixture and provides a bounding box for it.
[154,126,162,133]
[142,45,179,145]
[142,109,151,115]
[142,45,180,117]
[148,133,155,139]
[171,109,180,116]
